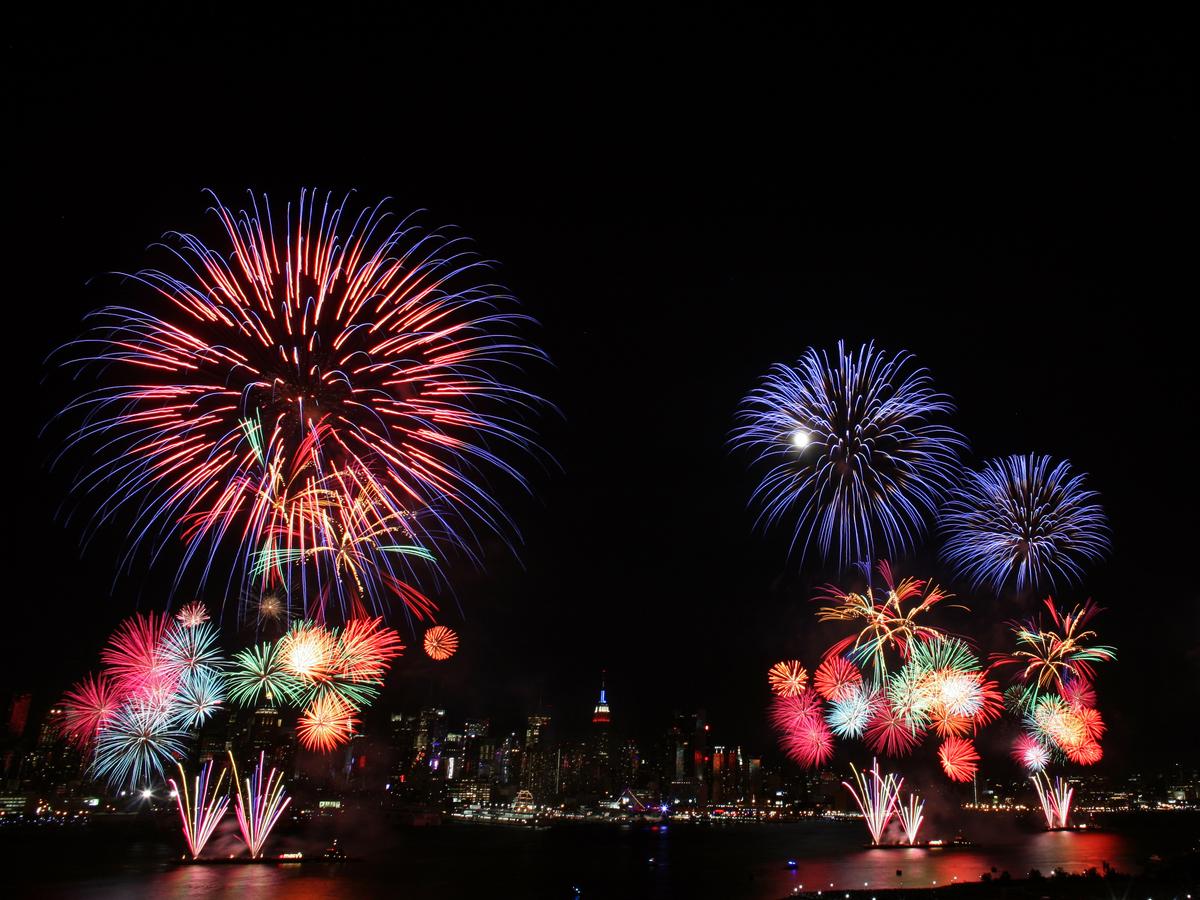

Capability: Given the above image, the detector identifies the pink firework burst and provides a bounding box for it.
[1011,733,1050,772]
[864,698,922,757]
[769,692,823,733]
[59,673,122,748]
[782,717,835,768]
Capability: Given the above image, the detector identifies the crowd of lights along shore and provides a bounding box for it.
[747,339,1114,834]
[51,189,547,623]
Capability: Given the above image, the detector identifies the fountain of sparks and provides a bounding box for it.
[897,792,926,844]
[168,759,230,858]
[843,758,903,844]
[230,751,292,857]
[1032,772,1073,829]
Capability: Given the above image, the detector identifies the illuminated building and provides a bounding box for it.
[583,673,614,798]
[414,708,447,767]
[448,778,492,805]
[388,712,417,778]
[495,732,522,785]
[520,714,556,802]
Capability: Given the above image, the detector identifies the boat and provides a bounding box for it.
[864,837,978,850]
[177,840,354,864]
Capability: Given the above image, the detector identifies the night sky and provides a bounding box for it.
[10,10,1195,771]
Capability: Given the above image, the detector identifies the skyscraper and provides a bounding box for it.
[584,673,613,798]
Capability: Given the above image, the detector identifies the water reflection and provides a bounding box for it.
[14,815,1192,900]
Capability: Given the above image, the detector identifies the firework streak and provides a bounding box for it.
[843,758,903,844]
[231,751,291,858]
[168,759,230,858]
[1031,772,1073,829]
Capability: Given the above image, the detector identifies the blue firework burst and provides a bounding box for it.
[734,340,965,568]
[940,454,1109,593]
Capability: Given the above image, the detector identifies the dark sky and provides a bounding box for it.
[10,9,1195,771]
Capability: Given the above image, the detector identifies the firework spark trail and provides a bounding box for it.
[230,751,291,858]
[168,759,230,858]
[897,793,925,844]
[993,599,1116,703]
[941,454,1109,594]
[843,758,903,844]
[1032,772,1073,829]
[54,190,548,618]
[817,562,962,686]
[735,341,964,567]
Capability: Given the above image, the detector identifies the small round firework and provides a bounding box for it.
[423,625,459,661]
[767,660,808,697]
[176,601,209,628]
[1012,733,1050,772]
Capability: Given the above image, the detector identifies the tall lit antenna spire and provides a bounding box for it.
[592,670,611,724]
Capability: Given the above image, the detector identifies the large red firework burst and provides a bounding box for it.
[938,736,980,782]
[813,655,862,702]
[56,191,547,619]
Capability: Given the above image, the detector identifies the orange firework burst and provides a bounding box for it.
[767,660,808,697]
[297,693,359,752]
[814,654,863,702]
[1066,738,1103,765]
[423,625,459,661]
[1075,706,1105,743]
[278,622,338,684]
[938,736,980,782]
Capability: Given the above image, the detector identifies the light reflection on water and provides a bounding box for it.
[12,816,1194,900]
